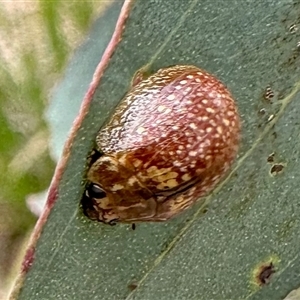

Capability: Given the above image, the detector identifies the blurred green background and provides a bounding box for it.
[0,1,108,298]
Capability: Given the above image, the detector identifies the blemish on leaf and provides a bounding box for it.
[258,108,267,116]
[289,24,298,34]
[267,152,275,163]
[272,131,277,139]
[128,281,138,291]
[251,256,279,289]
[263,86,275,101]
[270,163,285,176]
[257,263,276,285]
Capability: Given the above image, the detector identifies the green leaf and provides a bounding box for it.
[12,0,300,299]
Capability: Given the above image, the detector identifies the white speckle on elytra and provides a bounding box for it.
[209,120,217,127]
[186,75,194,79]
[209,91,217,98]
[157,105,166,112]
[164,108,172,114]
[169,151,175,155]
[223,119,230,126]
[186,86,192,92]
[167,94,175,100]
[175,85,182,90]
[189,123,197,129]
[195,78,201,83]
[198,146,204,152]
[202,99,208,104]
[206,127,213,133]
[185,131,191,136]
[202,116,209,121]
[206,107,215,113]
[186,100,193,105]
[176,150,183,155]
[212,175,221,181]
[173,161,182,167]
[188,113,195,118]
[178,145,184,150]
[137,127,146,134]
[180,80,187,85]
[197,72,203,76]
[172,125,179,130]
[189,151,197,157]
[217,126,223,134]
[227,111,235,116]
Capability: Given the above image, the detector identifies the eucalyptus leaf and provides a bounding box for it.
[13,0,300,299]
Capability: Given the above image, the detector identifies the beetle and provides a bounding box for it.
[82,65,240,224]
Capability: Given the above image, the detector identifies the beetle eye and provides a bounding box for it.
[87,184,106,199]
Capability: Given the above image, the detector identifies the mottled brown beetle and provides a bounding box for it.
[83,65,240,224]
